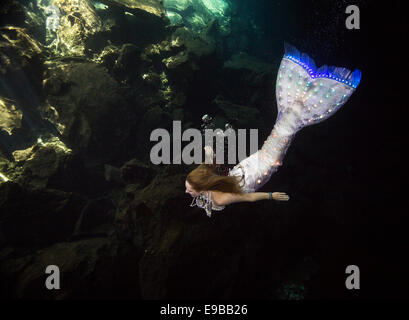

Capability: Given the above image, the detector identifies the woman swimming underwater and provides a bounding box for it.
[186,43,362,217]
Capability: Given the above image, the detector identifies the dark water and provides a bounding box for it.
[0,0,406,304]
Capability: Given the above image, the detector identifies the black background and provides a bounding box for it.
[254,0,406,298]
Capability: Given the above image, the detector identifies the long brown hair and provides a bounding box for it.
[186,163,244,194]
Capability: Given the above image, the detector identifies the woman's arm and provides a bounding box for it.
[212,191,289,206]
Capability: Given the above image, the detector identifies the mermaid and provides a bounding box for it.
[186,43,362,217]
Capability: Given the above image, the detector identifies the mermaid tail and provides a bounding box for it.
[228,43,362,193]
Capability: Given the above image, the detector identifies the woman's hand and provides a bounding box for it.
[204,145,214,164]
[204,145,213,154]
[272,192,290,201]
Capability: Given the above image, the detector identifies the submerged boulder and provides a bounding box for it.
[20,0,170,58]
[40,59,136,163]
[0,26,43,90]
[164,0,192,12]
[140,25,219,108]
[219,52,275,131]
[0,97,23,136]
[99,0,167,17]
[0,0,26,28]
[163,0,231,34]
[89,0,170,52]
[1,135,72,189]
[120,158,157,186]
[212,95,264,131]
[0,181,86,246]
[0,237,140,299]
[49,0,104,56]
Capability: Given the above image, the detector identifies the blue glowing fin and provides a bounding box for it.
[283,42,361,88]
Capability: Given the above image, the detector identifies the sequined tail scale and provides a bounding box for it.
[228,42,362,193]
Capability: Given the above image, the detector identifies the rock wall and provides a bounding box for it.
[0,0,285,299]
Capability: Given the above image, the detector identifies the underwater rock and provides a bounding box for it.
[110,43,146,84]
[141,70,162,90]
[200,18,226,59]
[141,37,183,64]
[195,0,230,18]
[212,95,264,131]
[223,51,274,75]
[116,43,141,69]
[95,43,164,92]
[0,26,43,76]
[42,77,62,96]
[163,0,231,35]
[4,136,72,189]
[184,11,207,31]
[17,0,48,48]
[0,97,23,136]
[91,44,119,69]
[139,23,224,109]
[116,163,188,228]
[120,158,157,186]
[0,0,26,28]
[202,17,222,39]
[220,52,274,129]
[88,0,170,52]
[134,105,173,160]
[41,60,135,163]
[171,26,216,59]
[0,26,47,150]
[221,5,260,58]
[50,0,103,56]
[162,50,189,70]
[142,23,224,113]
[18,0,99,54]
[165,11,183,25]
[0,181,86,247]
[13,143,33,164]
[139,23,226,111]
[142,33,183,55]
[116,163,187,222]
[44,3,61,48]
[99,0,167,18]
[2,139,118,197]
[0,134,72,189]
[164,0,192,12]
[104,163,123,183]
[0,237,140,298]
[93,43,145,84]
[138,243,179,299]
[158,26,217,94]
[72,198,116,238]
